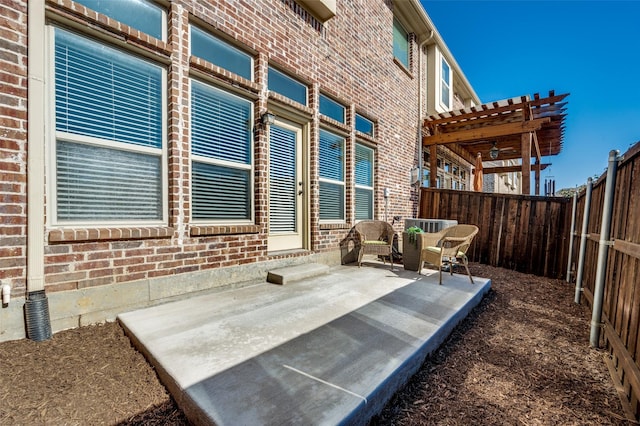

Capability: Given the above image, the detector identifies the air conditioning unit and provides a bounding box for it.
[404,218,458,233]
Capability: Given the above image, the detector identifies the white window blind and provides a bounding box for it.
[54,28,164,222]
[319,129,345,221]
[355,143,374,220]
[191,79,253,221]
[56,141,162,220]
[269,126,297,233]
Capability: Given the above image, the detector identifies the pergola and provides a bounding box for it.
[422,90,568,195]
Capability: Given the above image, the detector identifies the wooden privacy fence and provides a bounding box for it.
[418,188,572,278]
[568,142,640,420]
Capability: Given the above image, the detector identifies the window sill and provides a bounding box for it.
[190,224,261,236]
[267,92,314,118]
[319,115,350,134]
[319,223,350,230]
[189,57,260,96]
[355,131,376,144]
[47,2,171,59]
[393,57,413,78]
[48,226,174,243]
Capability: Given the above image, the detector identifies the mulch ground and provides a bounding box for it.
[0,264,633,425]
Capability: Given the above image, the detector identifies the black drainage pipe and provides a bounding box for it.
[24,290,52,341]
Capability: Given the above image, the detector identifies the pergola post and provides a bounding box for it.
[429,145,437,188]
[521,132,531,195]
[534,159,541,195]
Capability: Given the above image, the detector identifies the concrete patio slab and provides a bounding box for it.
[118,262,491,425]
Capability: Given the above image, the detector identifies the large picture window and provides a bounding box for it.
[319,130,345,221]
[190,80,253,221]
[53,28,165,223]
[355,143,374,220]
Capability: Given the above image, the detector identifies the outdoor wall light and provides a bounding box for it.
[489,142,500,160]
[261,112,275,126]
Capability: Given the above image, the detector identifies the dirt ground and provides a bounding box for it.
[0,264,633,425]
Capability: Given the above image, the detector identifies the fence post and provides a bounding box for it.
[590,151,620,348]
[566,191,578,282]
[574,178,593,304]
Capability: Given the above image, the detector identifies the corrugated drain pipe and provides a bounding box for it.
[589,151,620,348]
[26,0,52,341]
[574,178,593,304]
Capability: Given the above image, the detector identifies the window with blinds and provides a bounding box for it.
[190,79,253,221]
[53,28,165,223]
[319,129,345,221]
[355,143,374,220]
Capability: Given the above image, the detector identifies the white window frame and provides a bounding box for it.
[393,17,410,69]
[439,54,452,110]
[318,128,346,224]
[189,79,255,225]
[47,26,168,227]
[354,142,375,221]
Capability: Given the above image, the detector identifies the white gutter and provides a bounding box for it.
[417,30,434,194]
[27,0,46,293]
[26,0,52,341]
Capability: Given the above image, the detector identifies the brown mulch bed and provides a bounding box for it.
[0,264,633,425]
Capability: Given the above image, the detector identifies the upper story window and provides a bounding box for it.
[440,56,452,109]
[53,28,165,224]
[355,113,374,137]
[319,94,345,123]
[72,0,165,40]
[268,66,307,105]
[190,25,253,81]
[190,79,253,222]
[319,129,345,222]
[393,18,409,69]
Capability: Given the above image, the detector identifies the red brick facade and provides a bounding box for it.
[0,0,476,340]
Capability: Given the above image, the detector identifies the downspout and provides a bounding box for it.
[589,151,620,348]
[416,30,434,203]
[26,0,52,341]
[574,178,593,303]
[565,191,577,282]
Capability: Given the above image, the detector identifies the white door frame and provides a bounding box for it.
[267,118,305,252]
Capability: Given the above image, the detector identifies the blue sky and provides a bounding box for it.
[420,0,640,192]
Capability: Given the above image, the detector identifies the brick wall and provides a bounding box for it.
[0,0,28,296]
[2,0,423,304]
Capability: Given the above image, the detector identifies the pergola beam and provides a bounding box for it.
[423,117,551,146]
[480,163,550,175]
